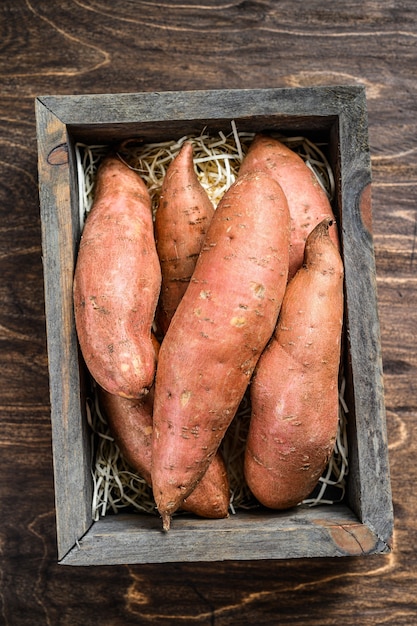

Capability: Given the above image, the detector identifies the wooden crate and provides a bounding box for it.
[36,86,393,565]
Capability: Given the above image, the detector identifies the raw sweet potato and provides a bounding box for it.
[73,154,161,399]
[155,141,214,335]
[98,336,230,520]
[238,134,339,281]
[151,170,290,530]
[244,217,344,510]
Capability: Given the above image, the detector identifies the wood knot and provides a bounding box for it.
[47,143,69,166]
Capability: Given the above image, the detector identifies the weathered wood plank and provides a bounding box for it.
[37,86,356,144]
[335,92,394,544]
[35,99,93,560]
[61,505,388,566]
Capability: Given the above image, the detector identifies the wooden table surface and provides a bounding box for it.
[1,1,416,624]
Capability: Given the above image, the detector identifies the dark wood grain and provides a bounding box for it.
[1,0,416,624]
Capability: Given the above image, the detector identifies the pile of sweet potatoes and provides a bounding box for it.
[73,132,344,531]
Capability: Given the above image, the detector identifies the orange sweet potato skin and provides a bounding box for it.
[151,170,290,529]
[98,386,230,520]
[155,142,214,335]
[99,386,154,485]
[244,218,344,510]
[238,134,339,281]
[73,155,161,399]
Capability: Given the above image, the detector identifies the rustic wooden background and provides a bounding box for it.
[1,1,416,624]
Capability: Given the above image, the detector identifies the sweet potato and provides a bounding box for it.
[238,134,339,281]
[155,142,214,335]
[98,336,230,520]
[151,170,290,530]
[99,387,230,519]
[244,217,344,510]
[73,154,161,399]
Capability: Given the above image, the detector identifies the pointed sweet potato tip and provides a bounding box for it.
[161,511,171,532]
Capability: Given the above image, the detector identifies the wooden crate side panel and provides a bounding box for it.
[68,116,337,146]
[37,86,358,144]
[37,86,362,125]
[35,99,93,560]
[338,91,394,547]
[60,506,388,566]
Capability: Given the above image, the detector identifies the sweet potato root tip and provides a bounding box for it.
[161,512,171,532]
